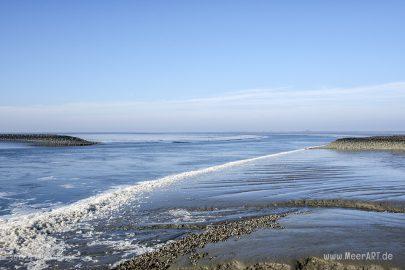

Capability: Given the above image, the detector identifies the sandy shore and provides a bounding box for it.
[0,133,97,146]
[114,199,404,270]
[322,136,405,151]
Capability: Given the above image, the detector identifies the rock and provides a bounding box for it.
[0,134,98,146]
[273,199,405,213]
[322,136,405,151]
[114,213,287,270]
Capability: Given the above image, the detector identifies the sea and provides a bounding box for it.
[0,133,404,269]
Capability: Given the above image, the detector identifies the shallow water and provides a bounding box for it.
[194,209,405,268]
[0,133,404,269]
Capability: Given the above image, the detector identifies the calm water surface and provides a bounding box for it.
[0,133,404,269]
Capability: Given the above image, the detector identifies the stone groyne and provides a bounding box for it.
[0,134,98,146]
[323,135,405,151]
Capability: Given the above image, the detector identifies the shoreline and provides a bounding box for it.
[172,256,398,270]
[114,199,405,270]
[0,133,98,146]
[114,213,288,270]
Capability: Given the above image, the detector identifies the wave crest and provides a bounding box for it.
[0,147,307,269]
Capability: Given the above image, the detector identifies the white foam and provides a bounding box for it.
[88,239,154,258]
[110,243,157,268]
[167,208,205,223]
[0,191,15,198]
[60,184,75,189]
[37,176,55,181]
[0,147,308,269]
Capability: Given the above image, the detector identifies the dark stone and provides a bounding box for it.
[0,133,98,146]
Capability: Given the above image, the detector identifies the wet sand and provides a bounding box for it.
[269,199,405,213]
[179,208,404,269]
[114,213,288,270]
[114,200,405,270]
[173,257,399,270]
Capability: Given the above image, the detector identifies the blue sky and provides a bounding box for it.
[1,0,404,131]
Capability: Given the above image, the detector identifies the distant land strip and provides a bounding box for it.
[320,135,405,151]
[0,134,98,146]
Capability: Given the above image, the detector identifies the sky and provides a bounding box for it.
[0,0,404,132]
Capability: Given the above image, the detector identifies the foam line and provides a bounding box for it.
[0,147,309,268]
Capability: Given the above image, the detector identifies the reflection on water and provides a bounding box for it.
[0,133,404,269]
[145,149,405,209]
[197,209,405,267]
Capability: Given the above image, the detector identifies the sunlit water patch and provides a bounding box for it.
[0,133,404,269]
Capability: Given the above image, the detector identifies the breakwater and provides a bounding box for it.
[0,134,97,146]
[323,135,405,151]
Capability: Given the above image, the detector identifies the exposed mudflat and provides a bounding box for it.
[270,199,405,213]
[0,133,97,146]
[114,213,288,270]
[114,199,405,270]
[172,257,398,270]
[323,136,405,151]
[2,133,404,269]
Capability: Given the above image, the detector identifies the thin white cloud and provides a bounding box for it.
[1,82,404,132]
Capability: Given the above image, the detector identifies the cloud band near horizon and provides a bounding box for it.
[1,82,404,132]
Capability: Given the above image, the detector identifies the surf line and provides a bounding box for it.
[0,146,313,263]
[2,147,313,221]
